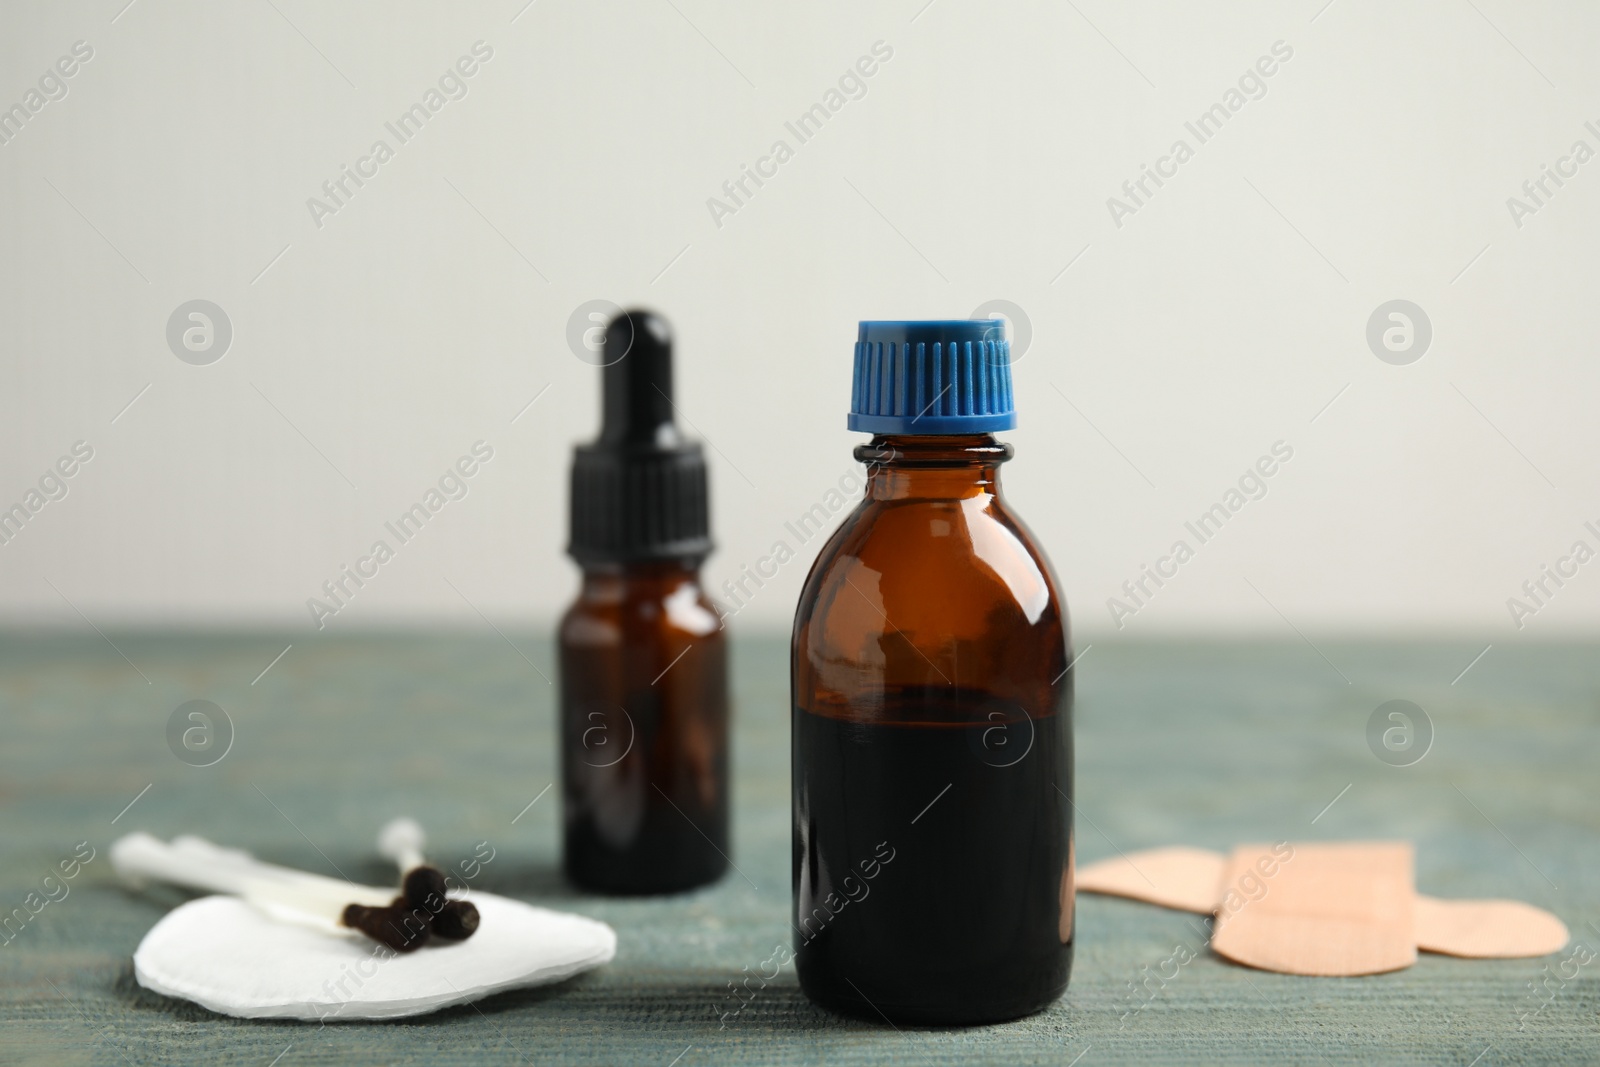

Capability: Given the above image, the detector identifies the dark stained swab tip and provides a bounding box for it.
[341,903,432,953]
[432,900,480,940]
[338,894,480,951]
[402,865,449,912]
[336,859,484,950]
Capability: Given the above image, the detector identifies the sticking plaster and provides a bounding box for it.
[1076,843,1569,967]
[1209,841,1417,977]
[1414,894,1569,958]
[1075,846,1223,914]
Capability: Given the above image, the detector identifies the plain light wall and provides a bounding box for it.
[2,0,1597,641]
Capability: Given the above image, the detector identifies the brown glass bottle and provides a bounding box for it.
[561,310,728,894]
[792,322,1073,1025]
[560,560,728,893]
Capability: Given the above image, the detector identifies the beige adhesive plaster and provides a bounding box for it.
[1209,841,1417,977]
[1075,842,1570,967]
[1075,847,1224,914]
[1414,895,1569,958]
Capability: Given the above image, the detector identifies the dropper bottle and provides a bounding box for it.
[560,309,729,894]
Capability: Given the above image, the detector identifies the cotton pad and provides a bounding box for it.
[133,892,616,1020]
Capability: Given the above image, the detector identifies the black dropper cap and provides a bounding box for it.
[568,310,712,566]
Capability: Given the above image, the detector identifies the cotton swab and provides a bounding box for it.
[375,817,480,941]
[111,828,479,953]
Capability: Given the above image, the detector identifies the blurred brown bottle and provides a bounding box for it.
[561,310,728,894]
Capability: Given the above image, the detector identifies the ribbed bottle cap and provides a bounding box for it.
[848,320,1016,434]
[568,310,712,566]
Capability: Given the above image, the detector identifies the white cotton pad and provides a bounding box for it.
[133,893,616,1020]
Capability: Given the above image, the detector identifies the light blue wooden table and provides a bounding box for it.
[1,632,1594,1065]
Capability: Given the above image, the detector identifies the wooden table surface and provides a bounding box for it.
[1,631,1595,1065]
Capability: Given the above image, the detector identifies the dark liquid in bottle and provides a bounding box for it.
[562,637,729,895]
[792,688,1073,1025]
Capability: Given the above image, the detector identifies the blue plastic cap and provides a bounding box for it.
[849,320,1016,435]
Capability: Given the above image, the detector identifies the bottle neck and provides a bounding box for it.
[853,434,1011,502]
[578,559,703,602]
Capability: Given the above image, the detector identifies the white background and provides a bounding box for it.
[2,0,1597,639]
